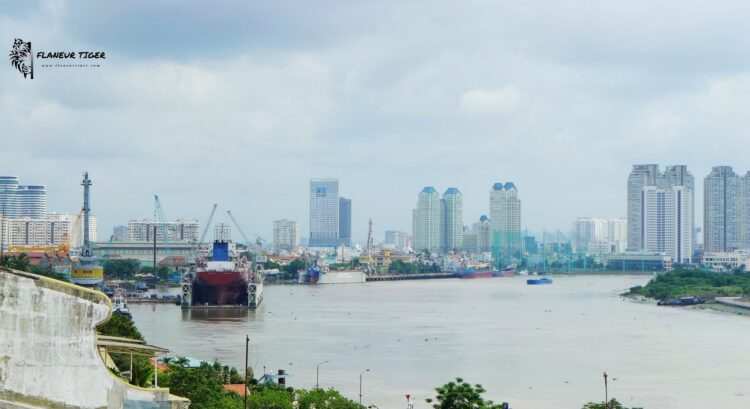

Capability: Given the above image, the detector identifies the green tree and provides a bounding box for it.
[581,399,629,409]
[249,385,294,409]
[297,388,364,409]
[426,378,506,409]
[161,361,242,409]
[282,259,307,279]
[103,259,141,279]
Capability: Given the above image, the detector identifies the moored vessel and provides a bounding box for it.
[527,277,553,285]
[190,240,263,308]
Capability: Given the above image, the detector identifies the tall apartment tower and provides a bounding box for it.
[475,215,492,252]
[309,178,340,247]
[339,197,352,247]
[627,165,694,254]
[642,185,693,264]
[440,188,463,252]
[627,165,660,251]
[412,187,441,253]
[489,182,521,258]
[0,176,47,219]
[739,172,750,250]
[273,219,300,253]
[704,166,739,252]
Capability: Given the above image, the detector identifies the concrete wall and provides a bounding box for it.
[0,268,188,409]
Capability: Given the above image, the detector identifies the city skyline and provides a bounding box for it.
[4,2,750,243]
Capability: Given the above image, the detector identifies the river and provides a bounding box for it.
[130,275,750,408]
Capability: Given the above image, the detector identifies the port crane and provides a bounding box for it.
[198,204,218,244]
[153,195,175,273]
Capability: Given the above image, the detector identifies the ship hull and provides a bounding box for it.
[458,270,494,279]
[192,271,249,306]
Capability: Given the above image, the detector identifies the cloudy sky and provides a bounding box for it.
[3,0,750,242]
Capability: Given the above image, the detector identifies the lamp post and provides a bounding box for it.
[316,360,329,388]
[244,335,249,409]
[603,371,608,409]
[359,369,370,405]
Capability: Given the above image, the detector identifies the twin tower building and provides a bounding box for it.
[412,183,521,256]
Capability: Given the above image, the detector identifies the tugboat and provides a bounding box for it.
[111,290,132,318]
[527,277,553,285]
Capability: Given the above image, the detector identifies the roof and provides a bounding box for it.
[479,215,489,222]
[444,187,461,195]
[223,384,249,396]
[96,335,169,356]
[492,182,517,191]
[420,186,437,194]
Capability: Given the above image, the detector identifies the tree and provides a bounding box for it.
[249,385,294,409]
[282,259,307,279]
[581,399,629,409]
[103,259,141,279]
[297,388,364,409]
[426,378,506,409]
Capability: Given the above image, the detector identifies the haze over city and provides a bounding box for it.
[3,1,750,241]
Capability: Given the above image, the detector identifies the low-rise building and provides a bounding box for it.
[701,252,750,272]
[605,252,673,272]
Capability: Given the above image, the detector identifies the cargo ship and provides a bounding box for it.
[457,268,494,279]
[190,240,263,308]
[493,265,517,277]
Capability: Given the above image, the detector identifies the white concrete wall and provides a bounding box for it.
[0,268,186,409]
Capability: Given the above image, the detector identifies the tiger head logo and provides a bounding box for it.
[9,39,33,79]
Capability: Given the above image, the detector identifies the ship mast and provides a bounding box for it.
[81,172,93,258]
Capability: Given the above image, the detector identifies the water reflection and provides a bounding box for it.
[181,307,261,322]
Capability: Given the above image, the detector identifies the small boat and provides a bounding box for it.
[492,264,517,277]
[527,277,553,285]
[112,291,132,318]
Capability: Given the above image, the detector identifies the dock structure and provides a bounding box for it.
[366,272,457,282]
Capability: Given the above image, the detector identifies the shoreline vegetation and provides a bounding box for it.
[626,268,750,300]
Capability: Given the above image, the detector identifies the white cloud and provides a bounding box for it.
[458,86,521,114]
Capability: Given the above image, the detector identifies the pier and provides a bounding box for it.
[366,272,457,282]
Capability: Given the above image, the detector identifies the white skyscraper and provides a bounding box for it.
[642,185,693,264]
[127,219,200,243]
[0,176,47,219]
[412,187,441,253]
[573,217,609,251]
[627,164,694,257]
[441,188,463,252]
[309,178,340,247]
[489,182,521,258]
[273,219,300,253]
[607,218,627,252]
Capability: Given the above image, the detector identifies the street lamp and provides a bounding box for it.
[603,371,608,409]
[359,369,370,405]
[316,360,329,388]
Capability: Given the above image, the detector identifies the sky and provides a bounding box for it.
[3,0,750,243]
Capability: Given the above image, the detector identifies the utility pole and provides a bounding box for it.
[244,335,249,409]
[603,371,608,408]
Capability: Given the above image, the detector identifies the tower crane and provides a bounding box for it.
[198,204,218,244]
[154,195,174,270]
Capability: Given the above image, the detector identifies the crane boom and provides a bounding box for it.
[226,210,252,247]
[199,204,218,244]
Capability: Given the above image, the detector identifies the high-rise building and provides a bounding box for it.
[738,172,750,250]
[309,178,340,247]
[607,218,627,252]
[473,215,492,252]
[440,188,463,252]
[642,185,693,264]
[273,219,300,253]
[573,217,609,251]
[339,197,352,247]
[704,166,739,252]
[0,213,98,248]
[627,165,660,251]
[384,230,411,252]
[412,187,441,253]
[127,219,200,243]
[627,164,694,256]
[112,225,128,242]
[0,176,47,219]
[489,182,521,258]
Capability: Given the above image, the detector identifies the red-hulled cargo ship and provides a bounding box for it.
[192,240,252,306]
[458,264,517,279]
